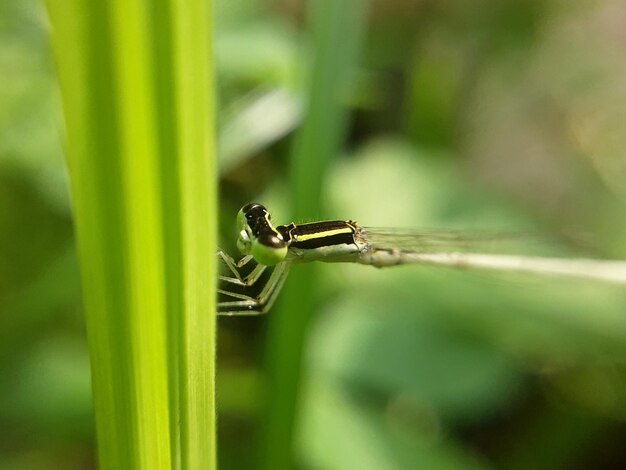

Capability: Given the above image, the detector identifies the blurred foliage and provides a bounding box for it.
[2,0,626,469]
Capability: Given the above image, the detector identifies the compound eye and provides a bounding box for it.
[238,203,268,230]
[241,202,262,213]
[237,230,251,255]
[242,203,266,219]
[257,232,286,249]
[236,208,248,232]
[251,232,287,266]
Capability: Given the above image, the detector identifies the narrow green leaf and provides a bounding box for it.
[45,1,216,468]
[261,0,368,468]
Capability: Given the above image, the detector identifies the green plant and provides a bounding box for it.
[45,1,216,468]
[260,0,368,468]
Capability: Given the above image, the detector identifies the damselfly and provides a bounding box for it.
[217,203,626,315]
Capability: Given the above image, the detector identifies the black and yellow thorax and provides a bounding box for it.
[277,220,364,262]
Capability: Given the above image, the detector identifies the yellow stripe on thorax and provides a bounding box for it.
[294,226,354,242]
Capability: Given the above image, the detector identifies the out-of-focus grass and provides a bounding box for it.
[45,0,216,468]
[259,0,368,468]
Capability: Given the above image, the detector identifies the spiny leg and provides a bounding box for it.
[217,248,260,310]
[218,261,290,315]
[217,248,272,291]
[217,249,256,283]
[253,261,290,313]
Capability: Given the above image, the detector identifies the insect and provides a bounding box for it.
[217,203,626,315]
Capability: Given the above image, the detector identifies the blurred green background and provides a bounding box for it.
[3,0,626,468]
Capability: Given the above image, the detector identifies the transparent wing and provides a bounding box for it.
[360,227,554,255]
[359,227,626,284]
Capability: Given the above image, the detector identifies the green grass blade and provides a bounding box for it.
[261,0,367,468]
[45,1,216,468]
